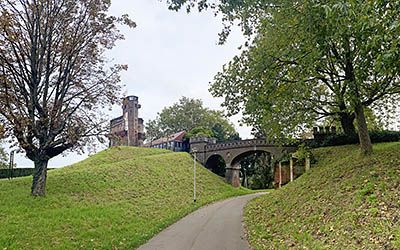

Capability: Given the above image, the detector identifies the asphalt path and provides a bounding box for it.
[137,193,265,250]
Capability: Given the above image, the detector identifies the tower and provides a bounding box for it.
[122,96,141,146]
[109,95,145,147]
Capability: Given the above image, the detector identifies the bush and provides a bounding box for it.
[307,130,400,148]
[0,168,33,179]
[369,130,400,143]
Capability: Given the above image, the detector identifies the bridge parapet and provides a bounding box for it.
[189,136,217,164]
[189,136,216,150]
[205,139,271,151]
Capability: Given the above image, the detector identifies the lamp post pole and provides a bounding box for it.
[9,151,14,180]
[192,148,197,202]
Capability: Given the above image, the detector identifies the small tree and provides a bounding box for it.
[0,0,135,196]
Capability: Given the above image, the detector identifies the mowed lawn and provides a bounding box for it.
[245,142,400,249]
[0,147,250,249]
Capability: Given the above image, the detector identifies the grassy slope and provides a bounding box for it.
[0,147,250,250]
[245,142,400,249]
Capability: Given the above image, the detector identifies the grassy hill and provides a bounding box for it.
[0,147,250,249]
[245,142,400,249]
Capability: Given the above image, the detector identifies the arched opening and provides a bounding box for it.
[205,154,226,177]
[231,150,274,189]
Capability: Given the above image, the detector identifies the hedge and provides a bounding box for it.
[0,168,56,179]
[306,130,400,148]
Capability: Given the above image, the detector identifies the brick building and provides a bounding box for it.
[109,96,145,147]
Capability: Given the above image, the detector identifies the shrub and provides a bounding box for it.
[306,130,400,148]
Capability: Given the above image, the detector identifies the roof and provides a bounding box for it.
[147,131,186,146]
[110,116,123,126]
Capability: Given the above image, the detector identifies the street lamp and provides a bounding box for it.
[191,148,197,202]
[9,151,14,180]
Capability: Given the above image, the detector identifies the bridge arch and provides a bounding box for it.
[190,137,297,187]
[205,154,226,177]
[230,150,273,167]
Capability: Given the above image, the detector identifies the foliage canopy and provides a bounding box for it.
[146,97,239,142]
[167,0,400,155]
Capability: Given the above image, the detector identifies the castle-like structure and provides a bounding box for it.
[109,96,145,147]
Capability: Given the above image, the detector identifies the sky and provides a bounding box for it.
[12,0,252,168]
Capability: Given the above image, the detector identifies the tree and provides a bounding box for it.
[146,97,239,141]
[239,152,274,189]
[166,0,400,155]
[145,119,164,145]
[185,126,214,139]
[0,0,135,196]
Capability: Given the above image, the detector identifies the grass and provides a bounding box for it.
[0,147,251,249]
[244,142,400,249]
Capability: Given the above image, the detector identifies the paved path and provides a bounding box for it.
[137,193,265,250]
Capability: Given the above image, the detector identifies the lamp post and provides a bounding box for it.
[192,148,197,202]
[9,151,14,180]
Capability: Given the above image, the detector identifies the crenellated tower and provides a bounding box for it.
[110,95,145,147]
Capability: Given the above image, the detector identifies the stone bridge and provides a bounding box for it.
[190,137,297,187]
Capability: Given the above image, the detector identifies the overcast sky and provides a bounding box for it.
[12,0,252,168]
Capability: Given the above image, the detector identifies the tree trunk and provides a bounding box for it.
[339,112,356,137]
[343,38,373,156]
[354,103,373,156]
[31,158,49,197]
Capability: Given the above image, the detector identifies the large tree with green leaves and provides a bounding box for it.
[166,0,400,155]
[146,97,239,142]
[0,0,135,196]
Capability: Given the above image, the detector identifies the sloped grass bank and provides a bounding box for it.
[0,147,250,249]
[245,142,400,249]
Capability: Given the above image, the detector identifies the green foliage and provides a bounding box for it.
[185,126,214,139]
[240,152,274,189]
[146,97,239,142]
[0,146,7,170]
[210,1,398,143]
[145,119,164,142]
[165,0,270,43]
[293,144,312,162]
[245,142,400,249]
[308,130,400,148]
[247,161,274,190]
[0,168,36,179]
[0,147,251,249]
[169,1,400,152]
[369,130,400,143]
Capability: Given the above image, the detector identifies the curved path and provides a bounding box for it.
[137,193,265,250]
